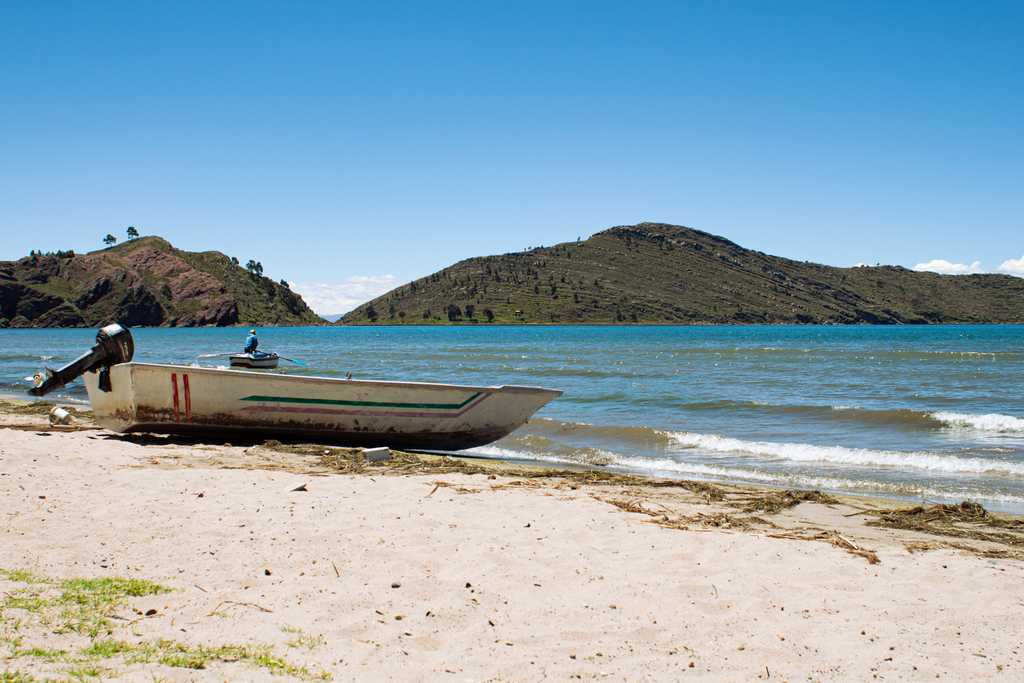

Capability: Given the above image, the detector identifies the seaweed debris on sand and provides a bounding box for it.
[866,501,1024,557]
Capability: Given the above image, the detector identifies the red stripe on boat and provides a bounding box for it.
[183,374,192,421]
[171,373,180,422]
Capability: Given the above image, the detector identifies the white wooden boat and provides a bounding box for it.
[29,325,561,450]
[229,352,279,369]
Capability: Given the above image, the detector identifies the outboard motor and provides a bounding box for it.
[29,324,134,397]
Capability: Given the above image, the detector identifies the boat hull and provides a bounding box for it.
[229,353,279,369]
[82,363,561,450]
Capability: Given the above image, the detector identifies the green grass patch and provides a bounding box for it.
[2,592,50,617]
[1,613,26,653]
[60,577,169,601]
[284,630,326,651]
[12,646,68,662]
[80,639,133,658]
[65,666,110,681]
[0,570,330,680]
[0,569,46,584]
[108,639,330,679]
[1,574,171,638]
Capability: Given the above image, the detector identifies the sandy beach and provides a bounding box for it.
[2,402,1023,682]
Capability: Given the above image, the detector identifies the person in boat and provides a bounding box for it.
[244,329,259,355]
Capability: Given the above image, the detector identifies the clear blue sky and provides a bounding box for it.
[2,1,1022,312]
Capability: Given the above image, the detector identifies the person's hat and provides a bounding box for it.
[250,329,256,334]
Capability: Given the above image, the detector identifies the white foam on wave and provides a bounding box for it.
[615,455,1024,505]
[929,412,1024,433]
[464,445,594,464]
[607,455,776,481]
[664,431,1024,476]
[463,445,528,459]
[466,444,618,466]
[469,445,801,482]
[465,445,1024,507]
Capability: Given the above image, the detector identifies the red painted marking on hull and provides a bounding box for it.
[171,373,180,422]
[183,374,192,422]
[240,393,490,419]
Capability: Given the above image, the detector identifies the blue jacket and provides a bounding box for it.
[244,334,258,353]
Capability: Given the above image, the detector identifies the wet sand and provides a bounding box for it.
[2,403,1023,681]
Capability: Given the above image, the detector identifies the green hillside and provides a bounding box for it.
[0,236,321,327]
[341,223,1024,324]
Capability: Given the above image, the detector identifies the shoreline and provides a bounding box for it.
[3,395,1021,524]
[3,395,1022,516]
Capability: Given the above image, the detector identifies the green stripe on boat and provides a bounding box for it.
[240,392,482,410]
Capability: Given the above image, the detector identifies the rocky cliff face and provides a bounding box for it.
[342,222,1024,324]
[0,237,321,328]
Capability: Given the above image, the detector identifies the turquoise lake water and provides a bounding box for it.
[2,324,1023,511]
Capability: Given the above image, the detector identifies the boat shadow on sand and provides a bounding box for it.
[95,429,597,476]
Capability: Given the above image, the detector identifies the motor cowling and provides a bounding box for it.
[28,324,134,397]
[94,323,134,366]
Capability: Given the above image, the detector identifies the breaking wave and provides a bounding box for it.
[666,432,1024,476]
[464,444,1024,507]
[483,419,1024,476]
[680,400,1024,433]
[928,412,1024,433]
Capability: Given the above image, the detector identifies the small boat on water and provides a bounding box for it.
[29,325,562,450]
[229,351,280,369]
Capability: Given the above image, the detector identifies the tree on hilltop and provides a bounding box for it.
[103,234,117,246]
[245,259,263,276]
[126,226,139,239]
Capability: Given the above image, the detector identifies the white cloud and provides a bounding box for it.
[290,275,398,315]
[996,255,1024,277]
[912,259,984,275]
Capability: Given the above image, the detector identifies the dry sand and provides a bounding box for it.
[2,404,1023,681]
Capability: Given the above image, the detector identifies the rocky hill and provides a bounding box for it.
[342,222,1024,324]
[0,236,321,327]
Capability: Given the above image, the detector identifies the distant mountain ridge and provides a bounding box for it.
[0,236,321,327]
[341,222,1024,324]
